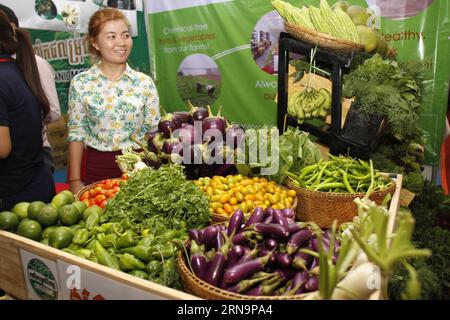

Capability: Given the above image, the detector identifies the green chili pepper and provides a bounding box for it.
[160,229,178,241]
[117,230,139,249]
[119,253,146,271]
[146,260,162,276]
[86,211,100,231]
[119,245,151,261]
[72,229,91,246]
[120,218,133,230]
[69,224,83,232]
[63,248,93,259]
[128,269,148,280]
[98,233,118,248]
[93,241,120,270]
[150,243,175,260]
[138,235,155,247]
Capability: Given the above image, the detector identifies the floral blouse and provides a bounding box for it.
[67,63,160,151]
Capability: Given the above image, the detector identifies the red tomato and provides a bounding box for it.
[80,192,89,201]
[94,194,107,203]
[89,189,97,198]
[121,173,128,180]
[103,182,113,190]
[99,199,108,209]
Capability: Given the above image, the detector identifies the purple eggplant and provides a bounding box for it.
[215,227,224,250]
[191,254,207,280]
[226,272,274,294]
[225,123,245,150]
[280,208,295,219]
[287,229,313,255]
[263,215,273,224]
[227,245,247,268]
[292,251,312,270]
[202,225,218,250]
[274,269,295,282]
[232,232,248,246]
[245,207,265,227]
[264,238,278,250]
[283,271,308,295]
[237,247,259,264]
[145,126,159,145]
[288,222,301,234]
[189,240,207,279]
[304,276,319,292]
[202,105,226,135]
[227,210,244,237]
[253,223,289,239]
[188,229,202,245]
[162,139,183,156]
[274,252,293,269]
[172,111,193,127]
[158,119,177,138]
[245,285,263,296]
[148,133,165,153]
[188,101,209,122]
[261,277,284,296]
[223,253,272,285]
[203,253,226,287]
[174,124,197,145]
[309,258,319,276]
[273,211,290,230]
[257,248,276,264]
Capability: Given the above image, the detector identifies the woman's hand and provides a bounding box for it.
[70,180,85,194]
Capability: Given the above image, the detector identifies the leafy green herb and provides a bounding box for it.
[105,165,210,233]
[343,54,427,140]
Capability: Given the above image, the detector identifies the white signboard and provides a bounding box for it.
[57,259,165,300]
[20,249,62,300]
[0,0,138,36]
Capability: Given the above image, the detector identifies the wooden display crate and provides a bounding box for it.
[0,175,402,300]
[0,232,199,300]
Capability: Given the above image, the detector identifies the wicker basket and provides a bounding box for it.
[74,182,99,201]
[177,251,310,300]
[284,22,364,54]
[285,177,396,228]
[210,188,299,224]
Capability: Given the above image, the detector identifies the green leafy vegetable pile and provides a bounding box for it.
[236,126,322,185]
[105,165,210,232]
[389,182,450,299]
[343,54,427,140]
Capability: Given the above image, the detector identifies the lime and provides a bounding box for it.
[12,202,30,220]
[17,219,43,241]
[28,201,46,220]
[48,227,74,249]
[60,190,75,203]
[72,201,88,215]
[0,211,19,231]
[42,226,58,239]
[51,193,72,210]
[58,204,81,226]
[82,205,103,221]
[37,205,59,227]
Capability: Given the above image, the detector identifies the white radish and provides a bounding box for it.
[331,262,381,300]
[133,161,148,172]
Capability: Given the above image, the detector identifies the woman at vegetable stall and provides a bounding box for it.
[67,8,160,194]
[0,11,55,211]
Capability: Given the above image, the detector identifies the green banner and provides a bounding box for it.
[146,0,450,165]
